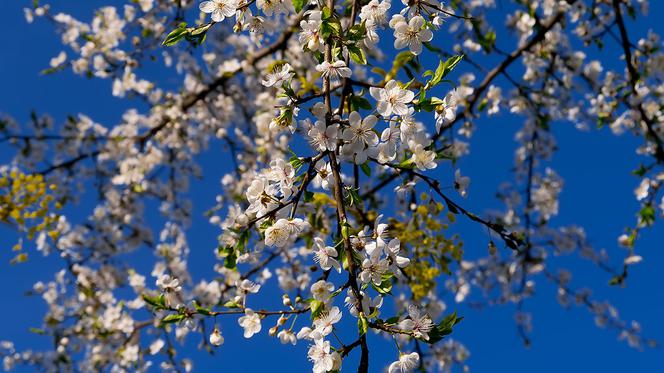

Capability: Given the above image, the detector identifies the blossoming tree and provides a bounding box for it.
[0,0,662,371]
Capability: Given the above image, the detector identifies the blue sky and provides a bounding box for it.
[1,1,663,372]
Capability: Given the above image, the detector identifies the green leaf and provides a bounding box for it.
[424,312,463,344]
[347,187,362,206]
[435,148,453,160]
[423,41,443,53]
[330,287,344,298]
[358,312,369,336]
[193,301,212,316]
[161,313,186,325]
[312,50,325,63]
[349,95,372,111]
[322,6,333,20]
[218,245,232,257]
[218,244,239,269]
[29,327,47,335]
[477,98,488,112]
[293,0,305,13]
[341,221,351,241]
[224,300,241,308]
[632,164,647,177]
[289,153,305,170]
[347,23,367,41]
[321,18,342,40]
[414,96,444,112]
[236,230,250,253]
[40,64,67,75]
[162,22,188,46]
[185,23,212,45]
[310,299,325,319]
[609,274,625,286]
[347,44,367,65]
[224,249,237,269]
[360,162,371,177]
[476,30,496,52]
[371,277,392,295]
[626,5,636,19]
[384,316,400,325]
[142,293,166,309]
[386,51,416,81]
[639,204,656,226]
[426,55,463,90]
[396,158,415,169]
[190,23,211,36]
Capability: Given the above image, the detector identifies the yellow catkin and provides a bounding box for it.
[1,170,62,262]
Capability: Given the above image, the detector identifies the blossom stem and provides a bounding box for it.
[611,0,664,162]
[322,0,370,368]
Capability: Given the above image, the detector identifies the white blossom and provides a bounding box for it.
[300,19,324,51]
[316,60,352,82]
[392,16,433,55]
[454,170,470,198]
[410,144,437,170]
[359,257,389,285]
[388,352,420,373]
[370,80,415,117]
[398,305,434,340]
[312,306,342,338]
[278,329,297,345]
[209,327,224,346]
[238,309,262,338]
[199,0,239,22]
[343,112,379,149]
[262,63,294,87]
[313,237,342,273]
[308,121,338,151]
[308,339,336,373]
[310,280,335,302]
